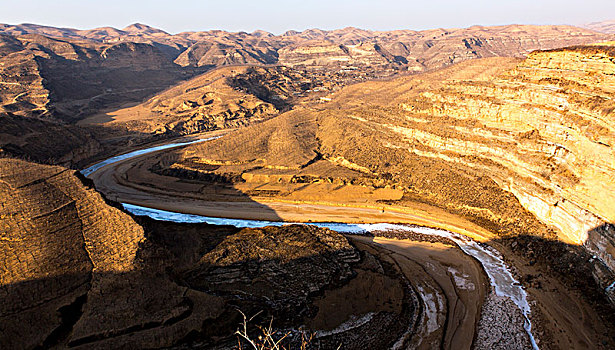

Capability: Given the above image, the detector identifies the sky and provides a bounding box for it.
[0,0,613,34]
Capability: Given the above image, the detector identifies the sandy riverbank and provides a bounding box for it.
[88,147,494,242]
[85,138,614,349]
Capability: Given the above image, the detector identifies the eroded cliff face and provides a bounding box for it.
[373,46,615,300]
[168,48,615,303]
[398,46,614,246]
[278,40,403,69]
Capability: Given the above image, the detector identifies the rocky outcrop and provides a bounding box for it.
[225,66,317,110]
[474,295,532,349]
[182,224,360,322]
[140,219,413,349]
[173,47,615,305]
[278,40,401,68]
[0,158,412,348]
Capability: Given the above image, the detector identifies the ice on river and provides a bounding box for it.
[122,203,539,349]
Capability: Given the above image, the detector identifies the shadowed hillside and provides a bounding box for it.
[0,33,203,120]
[0,157,416,349]
[2,20,615,350]
[155,46,615,306]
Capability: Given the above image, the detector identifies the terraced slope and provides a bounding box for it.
[2,21,615,349]
[0,158,146,348]
[397,45,615,266]
[277,24,612,73]
[156,47,615,304]
[0,35,50,117]
[0,33,200,121]
[0,23,610,116]
[0,158,413,349]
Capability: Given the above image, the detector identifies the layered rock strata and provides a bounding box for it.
[396,46,615,273]
[169,47,615,303]
[0,158,412,348]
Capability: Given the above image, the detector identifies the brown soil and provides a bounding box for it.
[83,136,613,348]
[3,24,615,349]
[352,236,488,350]
[87,140,494,241]
[493,238,615,349]
[1,159,418,349]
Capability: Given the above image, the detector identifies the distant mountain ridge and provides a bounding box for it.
[0,21,612,122]
[583,19,615,34]
[0,22,611,69]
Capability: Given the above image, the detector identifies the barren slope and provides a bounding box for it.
[1,22,610,90]
[0,32,201,121]
[1,157,415,349]
[78,65,320,136]
[584,19,615,34]
[3,21,615,350]
[148,47,615,308]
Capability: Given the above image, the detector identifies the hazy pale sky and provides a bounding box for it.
[1,0,613,34]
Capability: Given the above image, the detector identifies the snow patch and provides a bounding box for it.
[416,286,440,334]
[448,267,476,291]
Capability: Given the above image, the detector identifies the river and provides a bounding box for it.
[83,137,540,349]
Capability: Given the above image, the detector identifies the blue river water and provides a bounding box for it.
[80,136,220,177]
[83,137,539,349]
[123,203,539,349]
